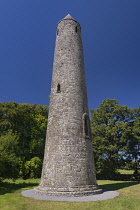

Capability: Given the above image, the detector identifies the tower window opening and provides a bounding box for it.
[75,26,78,33]
[83,113,91,138]
[84,116,89,136]
[57,29,59,35]
[57,83,61,93]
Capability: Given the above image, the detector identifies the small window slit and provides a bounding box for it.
[57,83,61,93]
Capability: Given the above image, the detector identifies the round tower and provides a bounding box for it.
[35,14,102,196]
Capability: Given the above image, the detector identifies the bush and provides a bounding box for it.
[20,157,42,179]
[133,171,140,181]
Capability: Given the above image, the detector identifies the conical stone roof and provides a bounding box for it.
[57,14,80,28]
[63,14,75,20]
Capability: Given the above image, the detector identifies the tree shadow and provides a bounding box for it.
[1,180,140,195]
[99,181,140,191]
[0,181,39,195]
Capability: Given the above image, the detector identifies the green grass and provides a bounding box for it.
[118,169,134,174]
[0,179,140,210]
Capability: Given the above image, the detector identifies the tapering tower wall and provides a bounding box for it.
[35,15,102,196]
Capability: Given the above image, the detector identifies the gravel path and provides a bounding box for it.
[21,189,119,202]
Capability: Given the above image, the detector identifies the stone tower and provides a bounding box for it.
[35,14,102,196]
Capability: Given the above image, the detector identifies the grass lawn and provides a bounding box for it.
[118,169,134,174]
[0,179,140,210]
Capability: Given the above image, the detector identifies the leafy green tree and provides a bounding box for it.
[0,130,19,180]
[90,99,132,179]
[123,108,140,174]
[0,102,17,134]
[0,102,48,159]
[0,102,48,179]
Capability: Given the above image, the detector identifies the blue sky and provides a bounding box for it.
[0,0,140,109]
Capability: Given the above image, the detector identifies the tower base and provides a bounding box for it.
[34,185,102,197]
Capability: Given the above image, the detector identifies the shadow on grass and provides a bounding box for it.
[0,180,140,195]
[99,181,140,191]
[0,181,39,195]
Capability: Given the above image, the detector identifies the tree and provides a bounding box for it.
[0,102,48,159]
[0,130,19,180]
[123,108,140,174]
[90,99,132,179]
[0,102,48,179]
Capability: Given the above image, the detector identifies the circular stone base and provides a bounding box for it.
[21,189,119,202]
[34,185,103,197]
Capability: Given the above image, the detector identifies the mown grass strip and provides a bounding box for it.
[0,179,140,210]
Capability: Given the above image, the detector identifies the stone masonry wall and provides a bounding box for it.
[35,15,102,196]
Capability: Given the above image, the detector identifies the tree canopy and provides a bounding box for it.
[0,102,48,180]
[91,99,140,179]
